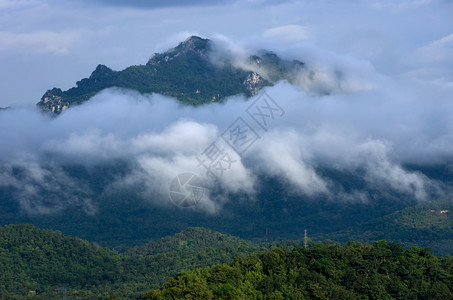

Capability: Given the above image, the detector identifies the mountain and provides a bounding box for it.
[122,227,261,292]
[145,241,453,299]
[247,50,309,83]
[319,199,453,256]
[127,226,257,259]
[0,224,259,299]
[0,224,122,299]
[36,36,314,114]
[36,36,274,114]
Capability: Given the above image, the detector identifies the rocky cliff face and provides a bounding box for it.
[37,88,68,114]
[243,72,265,96]
[247,51,310,84]
[36,36,303,115]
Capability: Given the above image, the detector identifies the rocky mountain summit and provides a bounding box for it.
[36,36,307,115]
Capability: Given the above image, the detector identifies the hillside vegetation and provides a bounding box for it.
[321,200,453,256]
[146,241,453,299]
[0,225,257,299]
[1,224,452,299]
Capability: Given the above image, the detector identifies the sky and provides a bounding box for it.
[0,0,452,107]
[0,0,453,214]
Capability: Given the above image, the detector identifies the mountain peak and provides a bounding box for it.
[91,64,114,77]
[179,35,209,50]
[36,36,276,115]
[147,35,211,66]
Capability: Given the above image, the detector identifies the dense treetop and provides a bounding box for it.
[1,224,452,299]
[146,241,453,299]
[0,224,258,299]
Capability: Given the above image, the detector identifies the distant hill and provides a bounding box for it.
[127,226,257,261]
[0,224,122,299]
[122,227,261,294]
[0,224,258,299]
[318,199,453,256]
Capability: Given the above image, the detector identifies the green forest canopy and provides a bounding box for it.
[1,224,452,299]
[146,241,453,299]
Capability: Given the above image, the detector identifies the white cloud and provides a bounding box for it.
[118,150,255,214]
[263,25,311,42]
[254,129,329,196]
[131,120,218,155]
[1,74,452,214]
[358,140,430,202]
[0,160,96,215]
[403,33,453,83]
[0,30,85,54]
[414,33,453,63]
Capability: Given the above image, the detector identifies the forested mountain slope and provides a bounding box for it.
[0,225,258,299]
[145,241,453,299]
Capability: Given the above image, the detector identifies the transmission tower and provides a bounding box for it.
[56,283,68,300]
[304,229,308,249]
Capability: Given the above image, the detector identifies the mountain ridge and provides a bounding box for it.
[145,241,453,299]
[0,224,259,299]
[318,199,453,256]
[36,36,274,115]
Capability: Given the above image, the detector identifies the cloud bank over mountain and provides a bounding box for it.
[1,39,452,214]
[0,0,452,214]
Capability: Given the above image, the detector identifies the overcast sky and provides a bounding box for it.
[0,0,452,107]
